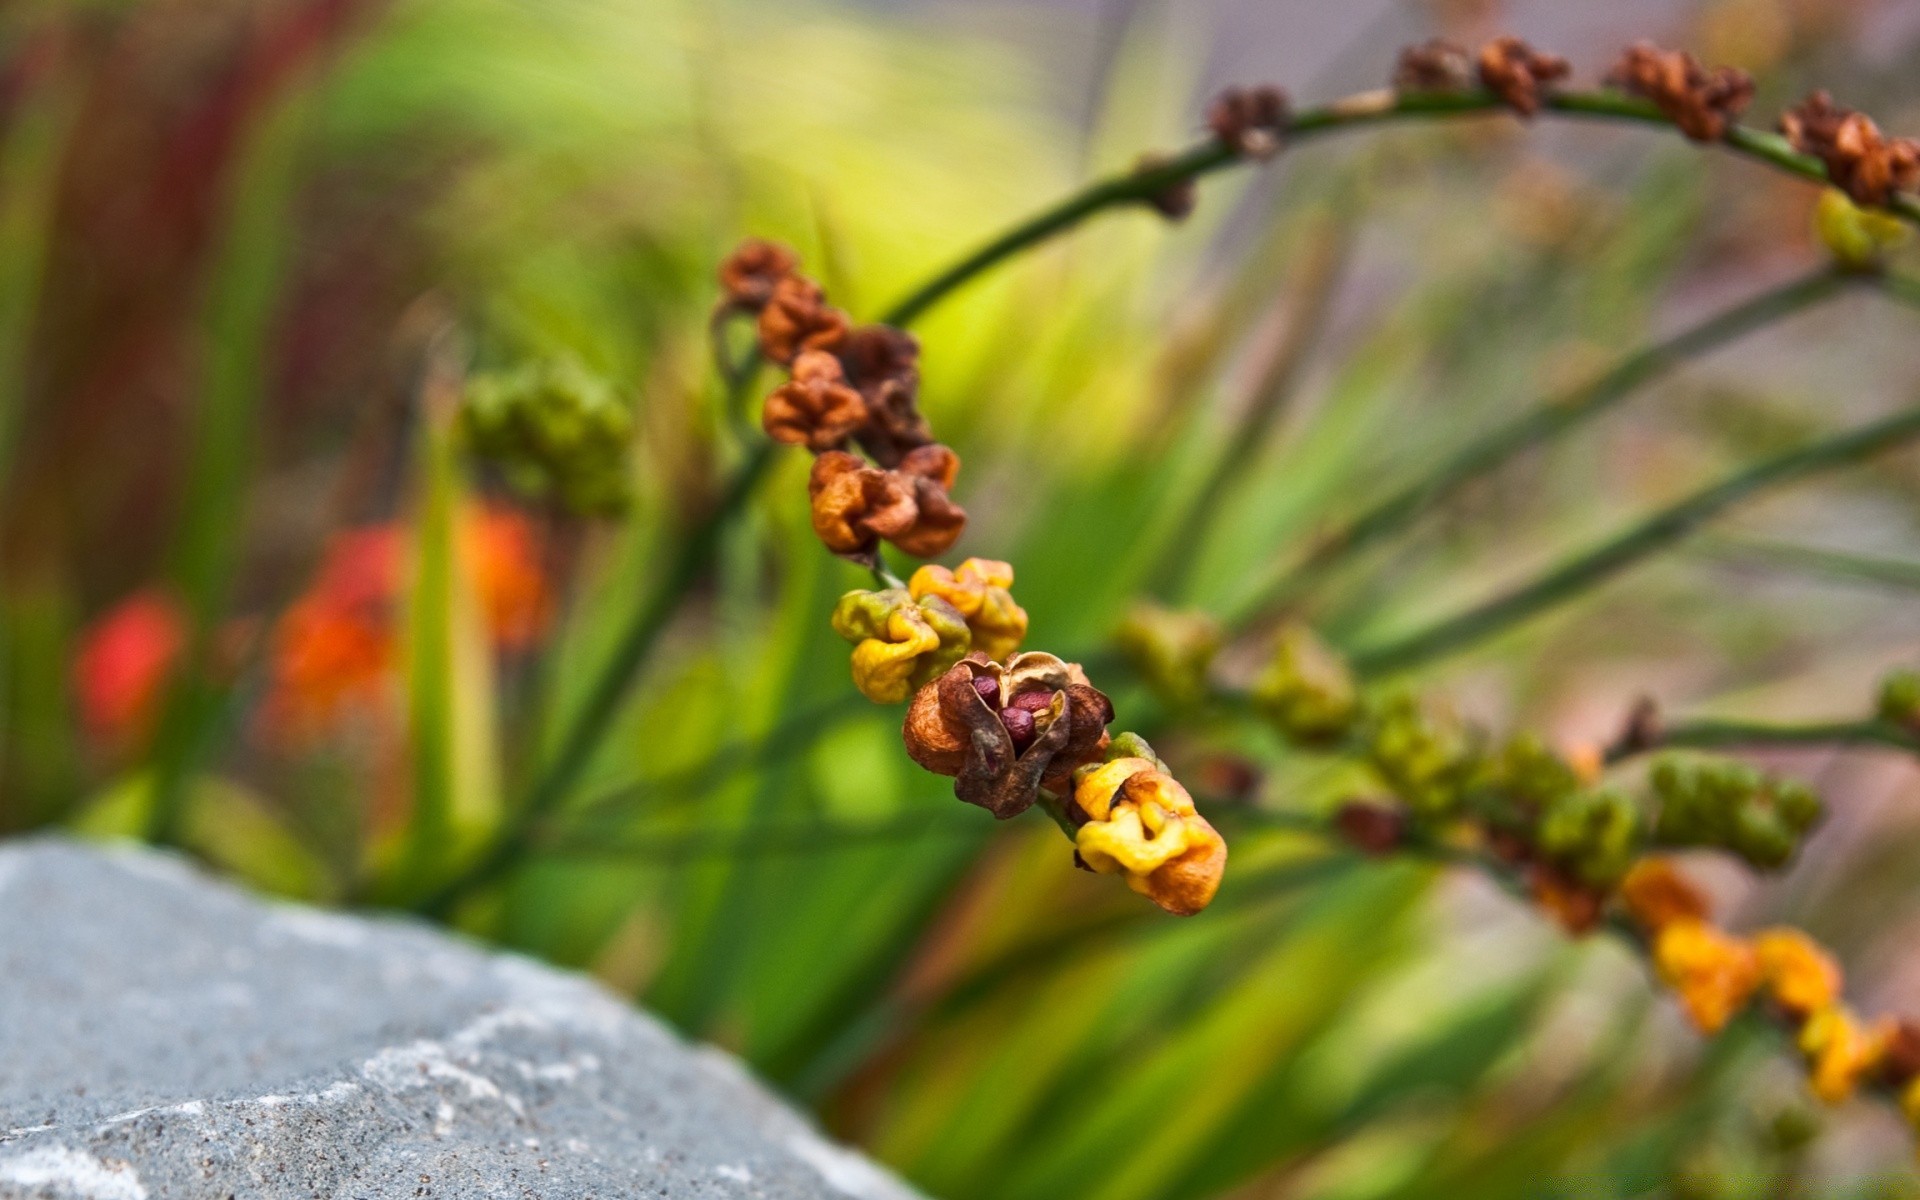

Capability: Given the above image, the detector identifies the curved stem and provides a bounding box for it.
[1235,268,1855,621]
[1350,405,1920,678]
[880,88,1920,328]
[1607,717,1920,764]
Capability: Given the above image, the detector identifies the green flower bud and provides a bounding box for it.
[1649,753,1823,870]
[1877,668,1920,730]
[1104,731,1169,772]
[1361,691,1480,820]
[1114,604,1220,709]
[461,359,635,516]
[1538,787,1644,886]
[1252,623,1359,746]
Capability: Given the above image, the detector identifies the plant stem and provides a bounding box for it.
[1236,269,1854,620]
[1350,405,1920,677]
[1693,534,1920,593]
[414,438,776,916]
[879,88,1920,327]
[1607,717,1920,764]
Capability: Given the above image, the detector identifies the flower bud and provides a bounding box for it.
[1477,36,1570,118]
[1115,604,1220,709]
[1537,787,1644,887]
[1252,623,1358,745]
[1361,692,1480,819]
[1650,754,1822,870]
[1877,668,1920,730]
[830,588,971,704]
[461,360,633,516]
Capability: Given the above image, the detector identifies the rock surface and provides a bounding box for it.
[0,838,922,1200]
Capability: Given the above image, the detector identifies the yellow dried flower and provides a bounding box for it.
[1072,761,1226,916]
[1815,188,1910,269]
[830,588,971,704]
[1620,857,1712,933]
[1755,928,1844,1020]
[1799,1005,1892,1104]
[908,559,1028,661]
[1654,919,1761,1034]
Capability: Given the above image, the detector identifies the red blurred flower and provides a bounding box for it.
[261,527,401,742]
[73,589,185,751]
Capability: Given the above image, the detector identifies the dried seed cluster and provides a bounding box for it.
[717,241,963,564]
[720,241,1227,915]
[1381,35,1920,212]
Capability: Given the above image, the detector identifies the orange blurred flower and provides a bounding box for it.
[261,527,402,742]
[1755,928,1843,1019]
[1620,857,1712,932]
[73,589,185,751]
[1654,919,1761,1033]
[464,505,553,652]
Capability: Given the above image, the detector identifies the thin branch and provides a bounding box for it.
[880,87,1920,327]
[1693,534,1920,593]
[1349,405,1920,677]
[1607,717,1920,765]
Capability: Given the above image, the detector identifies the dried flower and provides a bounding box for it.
[1133,153,1197,221]
[1334,798,1407,855]
[1654,919,1762,1033]
[1884,1020,1920,1085]
[1799,1005,1892,1103]
[717,238,800,312]
[831,588,972,704]
[1206,85,1290,159]
[763,350,869,453]
[1621,857,1712,932]
[464,506,553,652]
[1115,604,1221,709]
[1071,756,1227,915]
[1781,91,1920,207]
[1814,188,1910,269]
[1530,865,1605,935]
[757,276,850,365]
[903,651,1113,818]
[1394,39,1475,93]
[1252,623,1359,746]
[1606,42,1753,141]
[807,445,967,560]
[909,558,1028,661]
[74,590,186,750]
[838,324,933,468]
[1477,36,1571,118]
[1755,928,1843,1019]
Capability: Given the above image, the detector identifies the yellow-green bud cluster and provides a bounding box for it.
[1359,691,1482,820]
[1537,787,1644,886]
[462,360,634,516]
[1650,754,1823,869]
[1251,624,1360,746]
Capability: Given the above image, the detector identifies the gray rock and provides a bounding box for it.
[0,838,922,1200]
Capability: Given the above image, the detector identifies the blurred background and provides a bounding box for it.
[5,0,1920,1196]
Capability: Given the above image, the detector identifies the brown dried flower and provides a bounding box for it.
[762,350,867,452]
[1134,153,1197,221]
[903,651,1114,818]
[1394,39,1475,93]
[716,238,799,312]
[1206,85,1290,159]
[757,276,850,365]
[837,324,933,467]
[1477,36,1571,118]
[1606,42,1753,142]
[807,444,967,560]
[1781,91,1920,207]
[1334,799,1407,855]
